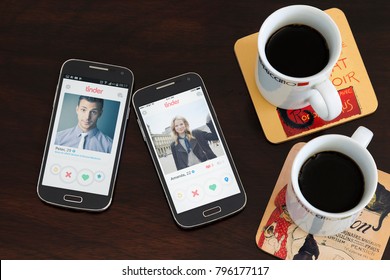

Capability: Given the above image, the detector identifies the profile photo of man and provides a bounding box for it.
[55,95,113,153]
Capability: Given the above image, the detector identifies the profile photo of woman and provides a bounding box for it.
[170,115,219,171]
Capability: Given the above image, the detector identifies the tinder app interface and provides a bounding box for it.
[139,87,240,213]
[42,76,129,195]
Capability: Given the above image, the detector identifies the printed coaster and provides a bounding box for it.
[255,143,390,260]
[234,8,378,143]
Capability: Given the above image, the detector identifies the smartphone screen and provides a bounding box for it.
[134,73,246,227]
[37,60,133,211]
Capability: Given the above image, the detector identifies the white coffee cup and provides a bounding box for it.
[286,126,378,236]
[256,5,342,121]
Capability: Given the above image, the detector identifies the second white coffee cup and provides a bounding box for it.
[286,126,378,236]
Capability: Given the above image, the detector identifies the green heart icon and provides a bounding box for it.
[209,184,217,191]
[81,174,89,181]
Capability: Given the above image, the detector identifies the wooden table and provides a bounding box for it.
[0,0,388,260]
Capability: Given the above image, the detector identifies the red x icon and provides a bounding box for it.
[192,189,199,197]
[61,167,76,183]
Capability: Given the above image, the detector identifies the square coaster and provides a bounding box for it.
[255,143,390,260]
[234,8,378,143]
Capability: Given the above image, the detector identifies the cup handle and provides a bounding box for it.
[351,126,373,148]
[308,79,342,121]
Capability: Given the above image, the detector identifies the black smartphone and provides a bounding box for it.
[132,72,246,228]
[37,59,134,211]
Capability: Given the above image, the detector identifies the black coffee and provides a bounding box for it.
[298,151,364,213]
[265,24,329,78]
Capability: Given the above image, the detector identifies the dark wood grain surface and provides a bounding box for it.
[0,0,388,260]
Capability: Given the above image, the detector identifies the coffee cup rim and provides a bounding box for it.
[291,134,378,219]
[258,5,342,82]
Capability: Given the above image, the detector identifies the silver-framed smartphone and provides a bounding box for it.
[37,59,134,211]
[132,72,246,228]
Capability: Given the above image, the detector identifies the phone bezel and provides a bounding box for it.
[37,59,134,211]
[132,72,246,228]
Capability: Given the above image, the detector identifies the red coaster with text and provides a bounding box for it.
[255,143,390,260]
[234,8,378,143]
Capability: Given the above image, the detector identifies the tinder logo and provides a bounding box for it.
[86,85,103,94]
[164,99,179,108]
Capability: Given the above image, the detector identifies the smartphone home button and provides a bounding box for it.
[203,206,221,217]
[63,194,83,204]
